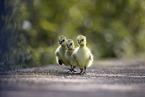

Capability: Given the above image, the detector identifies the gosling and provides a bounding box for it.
[72,35,93,74]
[65,39,76,72]
[55,36,67,66]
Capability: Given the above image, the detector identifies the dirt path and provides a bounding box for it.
[0,59,145,97]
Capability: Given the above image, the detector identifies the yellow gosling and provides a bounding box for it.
[65,39,76,72]
[72,35,93,74]
[55,36,67,66]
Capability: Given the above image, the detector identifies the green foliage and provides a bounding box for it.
[3,0,145,68]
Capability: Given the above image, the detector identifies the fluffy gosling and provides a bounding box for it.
[55,36,67,66]
[72,35,93,74]
[65,39,76,72]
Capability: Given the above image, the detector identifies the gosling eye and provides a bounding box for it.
[70,43,72,45]
[62,40,65,42]
[81,39,84,41]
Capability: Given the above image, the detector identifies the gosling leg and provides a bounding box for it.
[72,66,76,72]
[83,67,86,74]
[79,68,83,74]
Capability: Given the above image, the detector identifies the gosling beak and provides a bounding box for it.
[59,41,62,44]
[67,44,70,48]
[78,41,81,44]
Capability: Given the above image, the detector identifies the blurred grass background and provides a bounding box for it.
[0,0,145,70]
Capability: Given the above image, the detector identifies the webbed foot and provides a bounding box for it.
[68,68,76,72]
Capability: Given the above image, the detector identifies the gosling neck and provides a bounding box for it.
[79,44,86,48]
[68,48,74,50]
[61,45,66,49]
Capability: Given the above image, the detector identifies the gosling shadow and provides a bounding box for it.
[51,70,83,76]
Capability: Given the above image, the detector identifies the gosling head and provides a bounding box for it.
[58,36,67,46]
[66,39,74,50]
[77,35,86,46]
